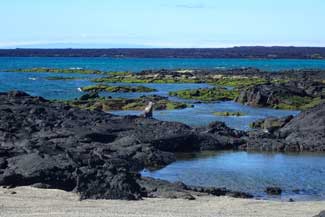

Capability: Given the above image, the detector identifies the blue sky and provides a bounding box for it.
[1,0,324,48]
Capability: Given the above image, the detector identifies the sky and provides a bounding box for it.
[1,0,325,48]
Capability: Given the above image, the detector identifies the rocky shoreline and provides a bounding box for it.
[0,91,248,200]
[1,90,325,200]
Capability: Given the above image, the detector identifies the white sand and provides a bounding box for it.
[0,187,324,217]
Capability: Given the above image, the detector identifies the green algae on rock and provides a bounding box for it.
[63,95,190,112]
[81,84,156,93]
[212,77,268,88]
[169,87,240,102]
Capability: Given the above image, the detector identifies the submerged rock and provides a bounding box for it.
[265,187,282,195]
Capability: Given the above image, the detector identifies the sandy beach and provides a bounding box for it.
[0,187,323,217]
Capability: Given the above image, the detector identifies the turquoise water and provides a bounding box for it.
[1,57,325,72]
[112,102,298,130]
[0,71,210,100]
[0,71,298,130]
[142,151,325,201]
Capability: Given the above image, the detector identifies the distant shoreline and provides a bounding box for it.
[1,47,325,59]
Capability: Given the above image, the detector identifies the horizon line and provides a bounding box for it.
[2,45,325,49]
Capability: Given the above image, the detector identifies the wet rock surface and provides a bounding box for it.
[0,91,245,200]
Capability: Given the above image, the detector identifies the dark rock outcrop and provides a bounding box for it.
[241,103,325,152]
[278,103,325,151]
[0,91,245,200]
[250,115,293,133]
[235,80,325,110]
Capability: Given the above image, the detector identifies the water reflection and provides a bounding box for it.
[142,151,325,201]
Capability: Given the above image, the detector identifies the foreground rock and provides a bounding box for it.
[0,91,246,200]
[139,177,253,199]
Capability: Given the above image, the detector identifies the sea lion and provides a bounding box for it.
[143,101,154,118]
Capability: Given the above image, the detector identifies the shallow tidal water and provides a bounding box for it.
[0,57,324,200]
[142,151,325,201]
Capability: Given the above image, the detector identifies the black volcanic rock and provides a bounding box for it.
[0,91,244,200]
[278,103,325,151]
[235,80,325,110]
[241,103,325,152]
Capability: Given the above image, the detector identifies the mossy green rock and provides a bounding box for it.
[169,87,239,102]
[213,77,267,88]
[64,95,190,111]
[81,84,156,93]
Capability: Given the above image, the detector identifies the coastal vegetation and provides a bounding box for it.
[169,87,240,102]
[273,96,325,110]
[212,77,268,88]
[80,84,156,93]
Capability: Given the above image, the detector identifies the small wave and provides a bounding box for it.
[77,87,83,92]
[28,77,37,81]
